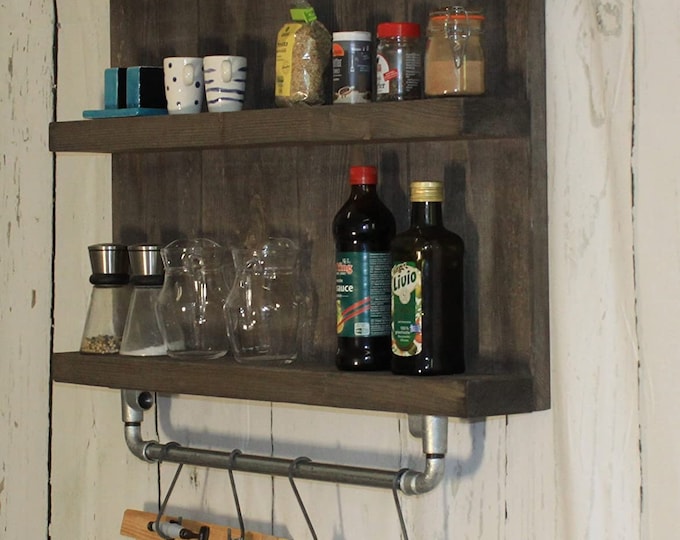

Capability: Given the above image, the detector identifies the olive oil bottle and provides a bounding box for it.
[333,166,396,370]
[390,181,465,375]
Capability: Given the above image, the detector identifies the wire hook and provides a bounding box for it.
[148,443,210,540]
[154,442,184,540]
[227,449,246,540]
[153,442,184,539]
[392,469,410,540]
[288,456,317,540]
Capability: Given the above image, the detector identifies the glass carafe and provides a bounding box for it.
[156,238,231,359]
[225,238,302,365]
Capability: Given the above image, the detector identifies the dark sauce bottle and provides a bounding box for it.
[333,166,396,370]
[390,181,465,375]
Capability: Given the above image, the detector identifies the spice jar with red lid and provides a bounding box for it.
[375,22,422,101]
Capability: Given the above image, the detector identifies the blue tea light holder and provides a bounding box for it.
[84,66,168,119]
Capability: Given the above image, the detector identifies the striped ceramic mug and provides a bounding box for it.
[203,55,247,112]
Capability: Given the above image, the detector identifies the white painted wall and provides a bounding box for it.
[0,1,54,538]
[49,2,160,538]
[635,0,680,538]
[2,0,678,538]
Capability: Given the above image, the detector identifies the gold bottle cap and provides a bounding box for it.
[410,181,444,202]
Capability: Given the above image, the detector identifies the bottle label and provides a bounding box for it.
[336,252,391,337]
[391,261,422,356]
[332,39,372,104]
[376,54,391,95]
[275,23,303,98]
[376,46,423,99]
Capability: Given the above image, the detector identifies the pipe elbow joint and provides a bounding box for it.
[399,455,446,495]
[124,423,155,462]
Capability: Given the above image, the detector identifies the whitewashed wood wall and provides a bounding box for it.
[2,0,678,538]
[0,2,54,539]
[635,0,680,536]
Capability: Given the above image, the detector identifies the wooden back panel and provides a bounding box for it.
[109,0,549,409]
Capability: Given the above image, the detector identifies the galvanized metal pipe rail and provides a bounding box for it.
[121,389,448,495]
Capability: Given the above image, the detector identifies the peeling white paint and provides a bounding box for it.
[0,0,54,538]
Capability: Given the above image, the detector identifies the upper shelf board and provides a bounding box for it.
[49,98,530,153]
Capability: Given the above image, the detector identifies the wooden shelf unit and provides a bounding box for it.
[49,0,549,419]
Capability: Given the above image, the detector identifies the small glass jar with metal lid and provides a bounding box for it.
[80,243,131,354]
[375,22,423,101]
[424,7,485,97]
[120,244,166,356]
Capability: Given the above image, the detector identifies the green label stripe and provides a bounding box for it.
[336,252,391,337]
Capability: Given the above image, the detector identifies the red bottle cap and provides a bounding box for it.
[349,166,378,185]
[376,22,421,39]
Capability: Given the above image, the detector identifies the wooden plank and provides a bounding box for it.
[200,144,365,359]
[540,0,639,538]
[465,139,533,371]
[526,0,550,411]
[111,0,199,66]
[636,0,680,535]
[49,98,530,153]
[0,1,53,538]
[52,352,536,417]
[112,152,203,245]
[49,3,161,540]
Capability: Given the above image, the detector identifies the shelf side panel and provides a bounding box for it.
[527,0,550,411]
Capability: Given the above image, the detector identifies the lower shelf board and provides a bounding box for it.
[51,352,538,418]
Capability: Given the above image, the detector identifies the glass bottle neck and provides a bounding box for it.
[351,184,377,196]
[410,201,443,226]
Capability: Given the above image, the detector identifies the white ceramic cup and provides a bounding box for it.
[203,55,247,112]
[163,57,204,114]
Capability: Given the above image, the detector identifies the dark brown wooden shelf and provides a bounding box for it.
[49,0,549,422]
[52,352,536,418]
[49,98,529,154]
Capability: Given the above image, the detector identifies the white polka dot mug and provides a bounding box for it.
[163,57,204,114]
